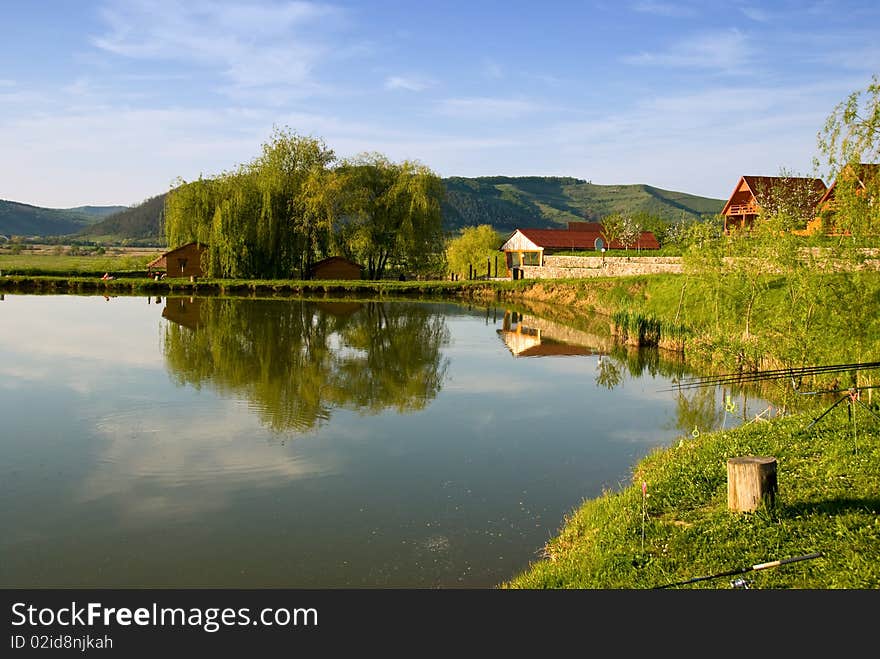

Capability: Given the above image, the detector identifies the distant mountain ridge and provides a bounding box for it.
[2,177,725,240]
[442,176,724,233]
[0,199,128,236]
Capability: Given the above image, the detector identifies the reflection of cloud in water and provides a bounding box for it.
[78,401,337,521]
[605,427,675,445]
[444,374,525,396]
[0,295,164,370]
[0,364,53,387]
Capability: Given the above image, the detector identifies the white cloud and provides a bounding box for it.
[384,75,431,92]
[631,1,697,17]
[740,6,772,22]
[92,0,346,93]
[625,29,753,73]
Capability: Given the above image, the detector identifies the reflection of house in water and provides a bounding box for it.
[162,297,203,330]
[497,310,605,357]
[314,300,364,317]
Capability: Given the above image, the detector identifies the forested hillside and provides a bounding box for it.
[0,199,126,236]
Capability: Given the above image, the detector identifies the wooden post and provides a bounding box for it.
[727,456,777,512]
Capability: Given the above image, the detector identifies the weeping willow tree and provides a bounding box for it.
[164,127,336,278]
[816,75,880,240]
[334,153,445,279]
[164,130,443,279]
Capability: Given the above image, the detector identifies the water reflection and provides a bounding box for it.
[161,297,451,432]
[495,306,771,439]
[497,310,604,357]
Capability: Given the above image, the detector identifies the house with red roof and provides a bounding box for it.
[499,221,659,277]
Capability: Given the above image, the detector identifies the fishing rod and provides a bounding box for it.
[663,361,880,392]
[672,362,880,389]
[653,552,824,589]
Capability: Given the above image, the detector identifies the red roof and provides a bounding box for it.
[516,227,660,250]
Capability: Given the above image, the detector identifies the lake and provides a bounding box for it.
[0,294,770,587]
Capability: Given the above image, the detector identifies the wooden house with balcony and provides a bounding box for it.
[721,175,827,234]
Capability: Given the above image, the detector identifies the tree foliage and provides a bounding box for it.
[333,153,444,279]
[444,224,503,278]
[751,169,827,232]
[816,78,880,239]
[816,74,880,178]
[164,128,444,280]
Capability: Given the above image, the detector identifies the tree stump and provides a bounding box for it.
[727,456,777,512]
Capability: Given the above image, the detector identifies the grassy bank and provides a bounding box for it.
[504,406,880,589]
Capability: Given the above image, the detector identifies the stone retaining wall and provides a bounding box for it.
[520,255,683,279]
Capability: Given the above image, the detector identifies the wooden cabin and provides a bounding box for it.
[721,176,827,233]
[147,242,206,278]
[308,256,364,280]
[499,221,660,277]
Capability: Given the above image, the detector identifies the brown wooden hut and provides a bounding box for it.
[308,256,364,280]
[147,242,206,278]
[721,175,827,233]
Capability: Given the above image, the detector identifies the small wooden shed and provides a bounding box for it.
[147,242,206,278]
[308,256,364,280]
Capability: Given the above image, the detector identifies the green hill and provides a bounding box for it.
[4,177,725,242]
[0,199,127,237]
[78,193,166,242]
[442,176,725,233]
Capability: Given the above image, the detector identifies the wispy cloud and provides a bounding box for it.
[482,59,503,79]
[436,97,542,120]
[625,29,752,73]
[384,75,431,92]
[92,0,347,94]
[631,1,697,18]
[740,6,772,22]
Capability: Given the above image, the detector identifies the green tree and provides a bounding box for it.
[815,76,880,239]
[816,74,880,177]
[600,212,625,250]
[164,127,335,278]
[334,153,444,279]
[445,224,503,279]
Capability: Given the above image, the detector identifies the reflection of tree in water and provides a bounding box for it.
[595,356,623,390]
[672,387,724,437]
[594,346,689,391]
[162,298,450,432]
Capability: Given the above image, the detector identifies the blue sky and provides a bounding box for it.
[2,0,879,208]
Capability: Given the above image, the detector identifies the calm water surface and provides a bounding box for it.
[0,294,769,587]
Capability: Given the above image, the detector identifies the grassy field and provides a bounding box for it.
[0,247,161,276]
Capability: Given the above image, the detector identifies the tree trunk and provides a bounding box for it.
[727,456,777,512]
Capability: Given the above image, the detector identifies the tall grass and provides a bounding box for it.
[611,309,691,350]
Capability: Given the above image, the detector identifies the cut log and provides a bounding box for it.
[727,456,777,512]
